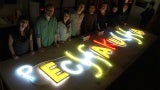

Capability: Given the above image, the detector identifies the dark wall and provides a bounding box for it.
[0,26,13,61]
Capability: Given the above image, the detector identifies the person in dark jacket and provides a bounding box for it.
[108,6,120,27]
[97,2,110,36]
[139,1,155,30]
[81,4,97,41]
[118,3,129,26]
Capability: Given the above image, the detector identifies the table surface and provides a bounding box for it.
[0,31,157,90]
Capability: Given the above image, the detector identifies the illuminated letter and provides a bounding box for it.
[65,51,103,78]
[78,44,113,67]
[118,27,144,39]
[16,65,35,81]
[115,28,143,45]
[60,60,84,75]
[110,32,132,41]
[130,28,145,36]
[107,36,127,47]
[40,62,69,83]
[93,39,116,50]
[90,46,112,59]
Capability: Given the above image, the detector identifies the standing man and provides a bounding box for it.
[70,2,85,37]
[35,4,59,52]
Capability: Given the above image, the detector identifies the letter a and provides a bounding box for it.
[90,46,112,59]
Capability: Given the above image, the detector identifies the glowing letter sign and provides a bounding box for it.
[107,36,127,47]
[16,65,35,81]
[40,62,70,83]
[90,46,112,59]
[115,28,143,45]
[93,39,116,50]
[130,28,145,36]
[65,51,103,78]
[60,60,84,75]
[78,44,113,67]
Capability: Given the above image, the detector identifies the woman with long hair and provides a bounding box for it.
[8,15,34,60]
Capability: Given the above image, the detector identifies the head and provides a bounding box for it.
[45,4,55,17]
[99,2,108,11]
[112,6,118,13]
[122,4,128,12]
[77,2,85,13]
[63,9,71,23]
[149,1,155,8]
[125,0,129,3]
[89,4,96,14]
[18,15,29,31]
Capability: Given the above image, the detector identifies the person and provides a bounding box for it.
[12,8,22,24]
[81,3,97,41]
[139,1,155,30]
[58,9,71,43]
[118,3,129,26]
[8,15,35,60]
[97,2,109,36]
[35,4,59,52]
[108,6,120,28]
[70,2,85,37]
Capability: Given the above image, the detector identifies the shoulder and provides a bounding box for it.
[51,16,57,21]
[58,21,63,25]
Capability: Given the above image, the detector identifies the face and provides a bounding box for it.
[113,7,118,13]
[20,20,29,30]
[78,4,85,12]
[45,6,54,17]
[100,4,108,11]
[64,13,70,22]
[123,5,128,12]
[125,0,129,3]
[89,5,96,14]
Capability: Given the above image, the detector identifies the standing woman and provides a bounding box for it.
[58,9,71,43]
[8,16,34,60]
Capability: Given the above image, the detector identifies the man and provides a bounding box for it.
[139,1,155,30]
[35,4,59,52]
[70,2,85,37]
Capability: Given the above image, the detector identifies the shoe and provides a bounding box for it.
[54,43,59,48]
[82,36,86,41]
[59,41,64,43]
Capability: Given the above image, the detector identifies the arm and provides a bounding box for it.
[105,23,108,28]
[29,34,35,54]
[53,18,59,47]
[36,37,42,49]
[8,35,19,59]
[97,24,101,31]
[35,19,44,51]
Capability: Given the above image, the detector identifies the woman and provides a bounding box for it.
[58,9,71,43]
[8,15,34,60]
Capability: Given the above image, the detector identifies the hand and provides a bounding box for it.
[13,55,19,60]
[30,51,35,55]
[98,31,104,36]
[38,48,45,53]
[54,43,59,48]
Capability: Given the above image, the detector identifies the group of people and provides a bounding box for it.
[8,1,131,60]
